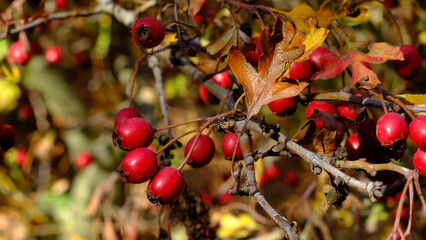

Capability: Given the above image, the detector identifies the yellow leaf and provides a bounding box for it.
[397,94,426,106]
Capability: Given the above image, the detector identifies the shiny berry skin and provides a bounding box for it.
[358,119,382,153]
[376,113,408,148]
[114,108,141,129]
[305,101,336,128]
[199,72,232,104]
[267,96,298,117]
[221,133,246,160]
[409,116,426,151]
[113,118,155,151]
[245,38,261,65]
[0,124,17,152]
[118,148,158,183]
[309,47,335,72]
[345,133,364,160]
[8,41,32,65]
[336,101,357,120]
[413,148,426,177]
[44,45,62,65]
[55,0,67,9]
[147,167,185,206]
[74,151,93,169]
[184,134,215,168]
[132,17,165,48]
[289,60,313,81]
[393,45,421,78]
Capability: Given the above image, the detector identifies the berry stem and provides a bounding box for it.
[177,132,202,171]
[379,88,388,114]
[155,117,206,132]
[128,54,146,108]
[156,128,200,155]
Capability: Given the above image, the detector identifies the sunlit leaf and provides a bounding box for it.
[205,27,253,58]
[397,94,426,106]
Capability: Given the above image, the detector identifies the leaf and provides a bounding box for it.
[205,27,253,58]
[396,94,426,106]
[310,111,346,156]
[228,17,309,118]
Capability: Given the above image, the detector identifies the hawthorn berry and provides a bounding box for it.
[74,151,93,170]
[267,96,298,117]
[345,133,364,160]
[309,46,336,72]
[0,124,17,152]
[245,38,261,65]
[184,134,215,168]
[305,101,336,128]
[118,148,158,183]
[132,17,165,48]
[413,148,426,177]
[221,133,247,160]
[199,71,232,104]
[8,41,32,65]
[376,113,408,148]
[113,117,155,151]
[336,101,357,120]
[114,107,141,129]
[55,0,67,9]
[393,45,421,78]
[289,60,313,81]
[44,45,62,65]
[147,167,185,206]
[260,163,281,187]
[409,116,426,151]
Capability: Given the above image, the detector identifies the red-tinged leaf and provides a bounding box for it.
[311,53,350,80]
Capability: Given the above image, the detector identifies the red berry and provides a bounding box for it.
[376,113,408,148]
[55,0,67,9]
[199,72,232,104]
[15,148,28,167]
[44,45,62,65]
[289,60,313,81]
[283,170,300,187]
[194,14,203,25]
[221,133,246,160]
[345,133,364,160]
[114,108,141,129]
[267,96,298,117]
[358,119,382,153]
[0,124,17,152]
[132,17,165,48]
[147,167,185,206]
[393,45,421,78]
[381,140,407,160]
[336,101,357,120]
[413,148,426,177]
[245,38,261,65]
[309,47,336,72]
[409,116,426,151]
[74,151,93,169]
[184,134,215,168]
[113,118,155,151]
[17,103,34,122]
[305,101,336,128]
[8,41,32,65]
[118,148,158,183]
[217,190,236,205]
[260,164,281,187]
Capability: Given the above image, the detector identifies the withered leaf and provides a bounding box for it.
[310,111,346,156]
[206,27,253,58]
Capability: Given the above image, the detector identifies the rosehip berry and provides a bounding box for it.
[132,17,165,48]
[113,118,155,151]
[289,60,313,81]
[305,101,336,128]
[74,151,93,170]
[345,133,364,160]
[8,41,32,65]
[118,148,158,183]
[245,38,261,65]
[413,148,426,177]
[267,96,298,117]
[199,71,232,104]
[114,108,141,129]
[0,124,17,152]
[409,116,426,151]
[393,45,421,78]
[336,101,357,120]
[358,119,382,153]
[221,133,248,160]
[184,134,215,168]
[376,113,408,148]
[44,45,62,65]
[147,167,185,206]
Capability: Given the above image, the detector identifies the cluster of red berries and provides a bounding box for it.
[8,40,63,65]
[260,163,300,188]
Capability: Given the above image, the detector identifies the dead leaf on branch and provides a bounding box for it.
[309,111,346,156]
[205,27,253,59]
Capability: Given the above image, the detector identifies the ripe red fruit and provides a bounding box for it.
[8,41,32,65]
[267,96,298,117]
[409,116,426,151]
[345,133,364,160]
[147,167,185,206]
[199,71,232,104]
[15,148,28,167]
[55,0,67,9]
[118,148,158,183]
[336,101,357,120]
[114,108,141,129]
[44,45,62,65]
[221,133,247,160]
[245,38,261,65]
[184,134,215,168]
[358,119,382,153]
[17,103,34,122]
[132,17,165,48]
[393,45,421,78]
[0,124,17,152]
[283,170,300,187]
[74,151,93,169]
[113,118,155,151]
[309,46,336,72]
[289,60,313,81]
[376,113,408,148]
[413,148,426,177]
[305,101,336,128]
[260,164,281,187]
